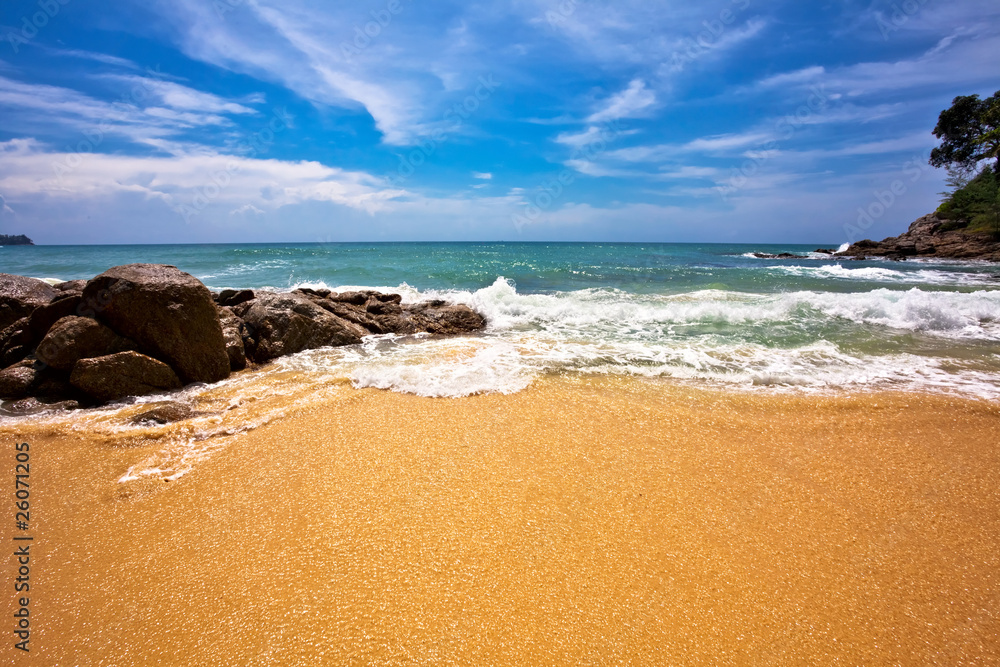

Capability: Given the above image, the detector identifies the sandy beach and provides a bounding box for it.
[4,377,999,665]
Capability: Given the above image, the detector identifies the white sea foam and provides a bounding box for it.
[249,278,1000,400]
[771,264,1000,286]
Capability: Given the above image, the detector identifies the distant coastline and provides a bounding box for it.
[0,234,34,246]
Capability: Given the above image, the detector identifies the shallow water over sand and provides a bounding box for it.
[4,377,999,665]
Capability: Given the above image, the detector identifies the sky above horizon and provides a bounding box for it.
[0,0,997,245]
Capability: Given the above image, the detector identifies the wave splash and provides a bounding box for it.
[292,278,1000,399]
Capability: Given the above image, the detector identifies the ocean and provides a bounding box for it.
[3,241,1000,401]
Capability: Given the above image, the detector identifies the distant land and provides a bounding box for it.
[0,235,34,246]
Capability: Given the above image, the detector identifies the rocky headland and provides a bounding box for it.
[0,234,34,246]
[838,213,1000,262]
[0,264,486,411]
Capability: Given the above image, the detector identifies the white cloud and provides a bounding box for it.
[230,204,265,216]
[751,26,1000,99]
[105,75,260,115]
[586,79,655,123]
[0,73,262,150]
[472,171,492,179]
[0,139,403,216]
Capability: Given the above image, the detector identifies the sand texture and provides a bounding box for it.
[3,377,1000,665]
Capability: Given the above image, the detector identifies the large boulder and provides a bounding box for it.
[69,351,182,403]
[81,264,230,384]
[36,316,135,371]
[0,274,56,330]
[235,292,368,363]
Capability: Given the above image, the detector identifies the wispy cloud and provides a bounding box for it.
[586,79,655,123]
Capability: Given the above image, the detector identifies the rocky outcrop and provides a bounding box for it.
[0,235,33,246]
[296,290,487,336]
[751,252,806,259]
[0,264,487,407]
[0,274,56,330]
[839,213,1000,261]
[83,264,231,384]
[234,292,369,363]
[69,351,183,402]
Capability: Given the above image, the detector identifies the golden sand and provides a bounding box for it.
[4,377,1000,665]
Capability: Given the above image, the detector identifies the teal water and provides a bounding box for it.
[3,242,1000,398]
[8,241,999,293]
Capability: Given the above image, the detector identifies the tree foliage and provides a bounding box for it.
[929,91,1000,174]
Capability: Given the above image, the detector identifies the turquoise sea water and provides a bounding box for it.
[3,242,1000,399]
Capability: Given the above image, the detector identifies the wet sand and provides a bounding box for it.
[4,377,1000,665]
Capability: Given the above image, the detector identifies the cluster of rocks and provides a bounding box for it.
[750,252,807,259]
[838,213,1000,262]
[0,264,486,411]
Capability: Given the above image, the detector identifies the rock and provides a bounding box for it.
[28,294,83,340]
[0,274,56,330]
[236,292,369,363]
[0,361,38,400]
[839,213,1000,261]
[0,317,33,367]
[128,402,198,425]
[218,289,255,308]
[366,298,403,316]
[217,306,247,371]
[82,264,230,384]
[751,252,806,259]
[815,248,836,254]
[33,376,80,402]
[406,302,487,335]
[315,299,389,333]
[53,279,87,294]
[327,291,369,306]
[35,316,135,371]
[69,351,183,403]
[289,289,486,338]
[0,397,79,417]
[296,287,331,299]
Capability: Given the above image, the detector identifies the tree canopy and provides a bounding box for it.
[929,91,1000,175]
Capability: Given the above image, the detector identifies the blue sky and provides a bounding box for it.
[0,0,997,244]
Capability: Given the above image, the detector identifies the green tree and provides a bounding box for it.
[929,91,1000,174]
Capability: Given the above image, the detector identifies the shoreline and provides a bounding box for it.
[4,376,999,664]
